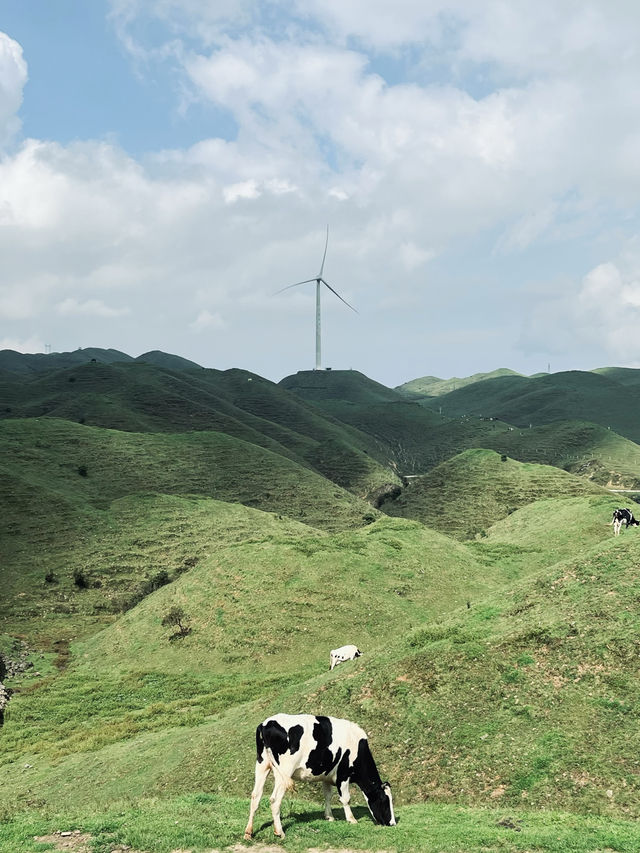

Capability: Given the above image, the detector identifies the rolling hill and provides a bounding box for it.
[4,351,640,851]
[0,356,401,502]
[381,449,605,538]
[409,368,640,444]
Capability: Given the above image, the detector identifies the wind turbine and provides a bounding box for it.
[276,226,357,370]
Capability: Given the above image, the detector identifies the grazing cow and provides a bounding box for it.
[244,713,395,839]
[611,508,640,536]
[330,644,362,670]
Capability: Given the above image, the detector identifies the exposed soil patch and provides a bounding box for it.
[34,831,93,852]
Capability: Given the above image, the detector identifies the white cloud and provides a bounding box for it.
[7,5,640,383]
[0,333,45,354]
[190,309,225,331]
[223,179,260,204]
[56,298,130,318]
[0,32,27,149]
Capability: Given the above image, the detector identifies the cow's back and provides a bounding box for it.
[261,713,367,783]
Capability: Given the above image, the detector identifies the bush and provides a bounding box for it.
[161,606,191,638]
[44,569,57,584]
[73,568,89,589]
[77,465,88,477]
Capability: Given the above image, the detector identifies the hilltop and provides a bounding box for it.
[407,368,640,444]
[382,449,605,539]
[396,367,522,397]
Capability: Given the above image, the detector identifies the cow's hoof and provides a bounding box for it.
[325,815,335,822]
[243,832,252,840]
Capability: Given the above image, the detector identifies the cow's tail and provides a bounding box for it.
[265,751,295,791]
[255,723,266,763]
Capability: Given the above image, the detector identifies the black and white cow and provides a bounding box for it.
[244,713,395,839]
[611,508,640,536]
[330,644,362,670]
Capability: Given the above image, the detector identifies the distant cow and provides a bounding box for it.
[244,713,395,839]
[330,645,361,670]
[611,508,639,536]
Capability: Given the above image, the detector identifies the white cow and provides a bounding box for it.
[330,644,361,670]
[244,713,395,839]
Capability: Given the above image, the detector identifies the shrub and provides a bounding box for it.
[161,606,191,638]
[44,569,57,584]
[77,465,88,477]
[73,568,89,589]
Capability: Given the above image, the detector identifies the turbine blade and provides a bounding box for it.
[318,224,329,278]
[274,278,318,294]
[320,278,358,313]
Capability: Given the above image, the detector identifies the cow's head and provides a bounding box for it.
[365,781,396,826]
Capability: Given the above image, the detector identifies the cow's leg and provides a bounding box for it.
[330,655,335,670]
[270,775,288,838]
[337,779,357,824]
[244,759,271,839]
[323,781,335,820]
[614,519,622,536]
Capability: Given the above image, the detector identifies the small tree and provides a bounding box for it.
[161,606,191,638]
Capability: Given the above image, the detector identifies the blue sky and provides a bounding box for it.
[3,1,640,386]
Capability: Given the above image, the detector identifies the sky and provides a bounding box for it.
[3,1,640,387]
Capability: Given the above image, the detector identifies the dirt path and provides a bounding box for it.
[33,832,383,853]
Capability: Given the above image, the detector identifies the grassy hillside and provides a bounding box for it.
[0,417,387,648]
[396,368,522,397]
[0,361,399,500]
[280,368,404,403]
[413,369,640,444]
[479,420,640,489]
[382,449,604,538]
[1,493,638,833]
[0,346,133,374]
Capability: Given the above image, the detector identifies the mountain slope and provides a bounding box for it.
[382,449,605,538]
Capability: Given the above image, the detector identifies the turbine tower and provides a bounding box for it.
[277,226,356,370]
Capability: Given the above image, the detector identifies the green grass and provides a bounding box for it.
[396,367,523,397]
[382,449,605,538]
[3,796,640,852]
[413,369,640,444]
[4,356,640,852]
[0,361,399,500]
[3,492,639,822]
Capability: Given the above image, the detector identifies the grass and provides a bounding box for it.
[382,449,604,538]
[4,355,640,852]
[3,796,640,852]
[0,361,398,501]
[414,369,640,444]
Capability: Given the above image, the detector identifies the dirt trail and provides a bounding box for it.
[33,832,384,853]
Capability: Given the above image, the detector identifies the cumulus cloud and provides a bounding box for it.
[6,5,640,382]
[0,32,27,148]
[521,250,640,366]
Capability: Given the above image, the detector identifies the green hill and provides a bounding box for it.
[0,361,399,500]
[381,449,605,538]
[0,418,386,643]
[279,368,404,403]
[412,369,640,444]
[0,347,133,374]
[396,368,522,397]
[1,492,637,834]
[478,421,640,489]
[4,356,640,851]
